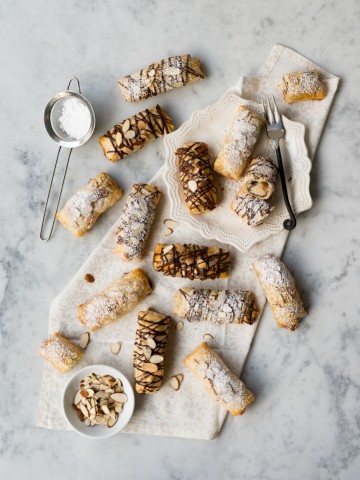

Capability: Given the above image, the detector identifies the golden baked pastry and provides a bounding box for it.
[38,332,83,373]
[99,105,174,162]
[231,190,273,226]
[153,243,230,280]
[78,268,152,331]
[173,288,258,325]
[176,142,217,214]
[115,184,162,262]
[214,105,264,180]
[251,254,307,330]
[183,342,255,416]
[118,54,204,102]
[241,157,278,200]
[133,308,172,394]
[57,172,122,237]
[282,70,326,103]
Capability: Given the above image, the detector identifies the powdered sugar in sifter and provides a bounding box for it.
[40,77,96,241]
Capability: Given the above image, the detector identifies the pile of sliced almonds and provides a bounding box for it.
[73,373,127,428]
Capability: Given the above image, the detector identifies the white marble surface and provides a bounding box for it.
[1,0,359,478]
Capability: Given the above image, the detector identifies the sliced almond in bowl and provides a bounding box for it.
[110,393,128,403]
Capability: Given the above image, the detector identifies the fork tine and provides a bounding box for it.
[261,97,269,123]
[266,97,274,124]
[270,95,281,123]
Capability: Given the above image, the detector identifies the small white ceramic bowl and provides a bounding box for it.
[62,364,135,439]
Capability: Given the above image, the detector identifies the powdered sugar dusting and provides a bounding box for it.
[39,333,81,371]
[283,70,325,98]
[79,270,151,330]
[251,255,307,330]
[116,184,161,261]
[189,343,254,414]
[219,107,264,178]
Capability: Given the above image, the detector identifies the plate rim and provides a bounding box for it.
[163,90,313,252]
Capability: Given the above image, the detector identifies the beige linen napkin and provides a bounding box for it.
[37,45,339,439]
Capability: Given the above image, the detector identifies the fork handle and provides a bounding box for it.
[275,145,297,230]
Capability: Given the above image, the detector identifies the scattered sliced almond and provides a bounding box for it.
[111,342,121,355]
[176,374,184,384]
[79,332,90,350]
[110,393,128,403]
[148,69,156,77]
[164,219,178,228]
[163,227,173,237]
[149,354,164,364]
[176,321,184,331]
[203,333,214,342]
[147,337,156,349]
[169,376,180,391]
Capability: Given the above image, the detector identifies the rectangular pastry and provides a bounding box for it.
[173,288,258,325]
[241,157,278,200]
[231,191,273,226]
[118,54,204,102]
[57,172,122,237]
[133,308,172,394]
[99,105,174,162]
[183,342,255,416]
[282,70,326,103]
[153,243,230,280]
[115,184,162,262]
[78,268,152,331]
[176,142,217,214]
[38,332,83,373]
[214,105,264,180]
[251,254,307,330]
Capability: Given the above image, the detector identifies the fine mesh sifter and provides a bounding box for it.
[40,77,96,241]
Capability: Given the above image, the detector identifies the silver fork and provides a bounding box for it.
[262,95,296,230]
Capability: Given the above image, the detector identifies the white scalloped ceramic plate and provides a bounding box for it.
[163,91,313,252]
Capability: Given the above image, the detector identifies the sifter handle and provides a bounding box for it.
[39,146,73,242]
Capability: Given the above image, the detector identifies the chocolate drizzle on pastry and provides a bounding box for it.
[231,192,273,227]
[176,142,217,214]
[241,157,279,200]
[119,54,204,102]
[174,288,259,325]
[99,105,174,162]
[153,243,230,280]
[115,184,161,262]
[134,308,172,394]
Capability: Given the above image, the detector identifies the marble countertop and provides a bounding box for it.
[1,0,359,478]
